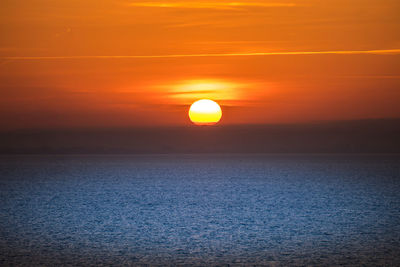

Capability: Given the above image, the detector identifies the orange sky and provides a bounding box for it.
[1,0,400,129]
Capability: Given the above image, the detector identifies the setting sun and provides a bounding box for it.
[188,99,222,125]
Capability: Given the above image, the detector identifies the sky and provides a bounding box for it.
[1,0,400,130]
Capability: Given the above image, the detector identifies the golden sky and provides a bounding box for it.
[1,0,400,129]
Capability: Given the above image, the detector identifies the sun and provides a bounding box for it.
[188,99,222,125]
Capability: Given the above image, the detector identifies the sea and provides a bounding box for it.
[1,154,399,266]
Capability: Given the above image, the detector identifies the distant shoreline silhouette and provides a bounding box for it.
[1,119,399,154]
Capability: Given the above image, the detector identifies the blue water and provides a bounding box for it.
[1,154,400,266]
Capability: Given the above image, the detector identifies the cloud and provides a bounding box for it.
[128,2,297,9]
[155,79,247,103]
[2,48,400,61]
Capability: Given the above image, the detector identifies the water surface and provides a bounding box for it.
[1,154,399,266]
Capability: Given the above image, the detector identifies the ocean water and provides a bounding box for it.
[0,154,399,266]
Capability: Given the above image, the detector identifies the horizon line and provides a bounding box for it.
[2,117,400,131]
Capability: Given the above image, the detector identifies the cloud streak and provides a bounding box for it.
[128,2,297,9]
[2,49,400,61]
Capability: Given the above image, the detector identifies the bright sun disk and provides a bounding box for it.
[188,99,222,125]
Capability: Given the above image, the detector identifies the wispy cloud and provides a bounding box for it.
[128,2,296,9]
[2,49,400,61]
[158,79,248,102]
